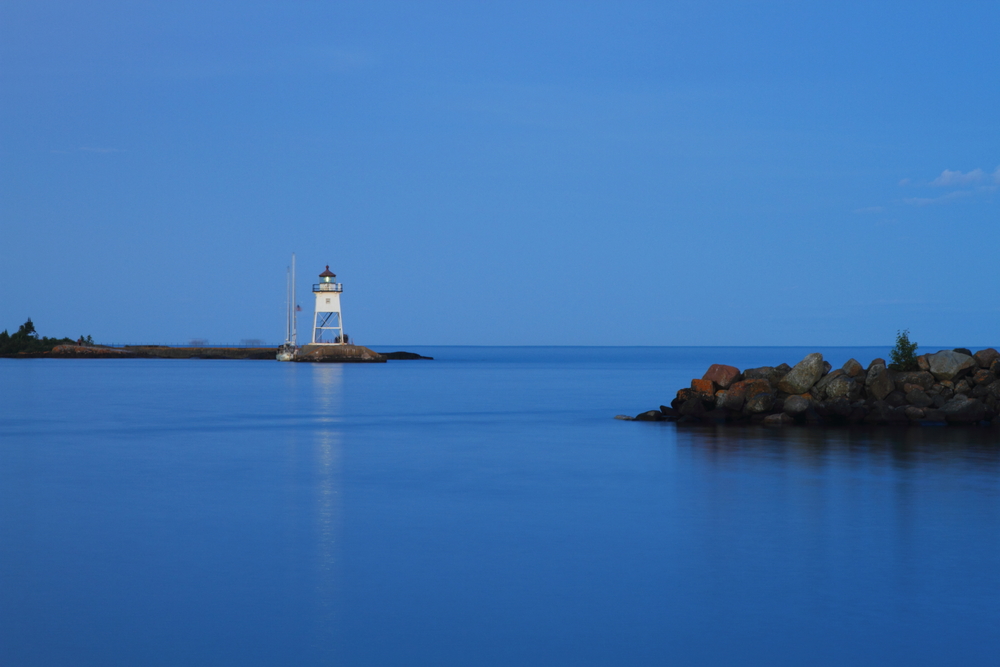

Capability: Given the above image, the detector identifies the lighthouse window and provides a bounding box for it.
[325,298,331,304]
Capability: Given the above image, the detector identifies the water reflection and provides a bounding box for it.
[674,423,1000,472]
[309,365,344,633]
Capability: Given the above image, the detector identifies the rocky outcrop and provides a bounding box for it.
[47,344,136,358]
[628,349,1000,427]
[295,344,387,363]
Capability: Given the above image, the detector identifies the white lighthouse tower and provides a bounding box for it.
[311,265,345,344]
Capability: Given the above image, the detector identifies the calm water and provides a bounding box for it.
[2,347,999,666]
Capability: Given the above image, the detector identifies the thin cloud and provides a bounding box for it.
[903,190,976,206]
[930,168,984,187]
[928,165,1000,186]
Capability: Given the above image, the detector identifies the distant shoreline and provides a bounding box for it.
[1,344,432,361]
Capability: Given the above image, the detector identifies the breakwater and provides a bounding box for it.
[11,344,431,362]
[624,348,1000,426]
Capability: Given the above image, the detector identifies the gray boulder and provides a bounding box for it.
[778,353,826,395]
[942,396,987,423]
[744,391,775,414]
[764,413,794,426]
[905,389,934,409]
[813,369,845,399]
[891,371,935,390]
[927,350,977,382]
[865,361,895,400]
[825,374,859,400]
[783,395,810,416]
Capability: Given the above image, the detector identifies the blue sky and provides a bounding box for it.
[1,1,997,346]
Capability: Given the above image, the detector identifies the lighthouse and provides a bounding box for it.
[311,265,345,344]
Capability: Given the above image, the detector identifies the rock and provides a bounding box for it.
[905,389,934,409]
[888,406,911,424]
[743,380,774,414]
[892,371,935,390]
[813,369,845,399]
[828,397,852,418]
[868,358,886,372]
[925,409,946,422]
[295,344,387,363]
[942,397,987,423]
[764,413,794,426]
[974,348,1000,369]
[691,379,715,395]
[615,414,634,421]
[954,379,972,396]
[775,363,792,375]
[825,374,859,400]
[991,359,1000,377]
[703,409,731,422]
[848,403,869,423]
[905,406,926,421]
[973,384,991,399]
[916,355,930,371]
[822,361,832,375]
[864,400,893,424]
[885,390,907,408]
[721,381,748,411]
[865,361,895,400]
[659,407,680,420]
[714,391,728,409]
[988,382,1000,401]
[702,364,742,389]
[678,396,707,418]
[745,392,775,413]
[778,353,826,395]
[842,358,865,378]
[634,410,664,421]
[927,350,977,382]
[972,369,994,386]
[783,395,810,416]
[954,348,973,357]
[743,366,784,389]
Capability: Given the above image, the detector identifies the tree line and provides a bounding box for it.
[0,319,94,356]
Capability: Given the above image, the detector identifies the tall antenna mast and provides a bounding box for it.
[285,264,291,344]
[291,252,297,344]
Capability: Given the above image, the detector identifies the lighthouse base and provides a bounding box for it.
[294,344,386,363]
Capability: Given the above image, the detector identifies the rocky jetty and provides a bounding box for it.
[294,344,386,363]
[622,349,1000,426]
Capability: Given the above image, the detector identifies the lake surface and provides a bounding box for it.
[2,347,999,666]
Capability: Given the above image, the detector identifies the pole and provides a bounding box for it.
[291,252,297,345]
